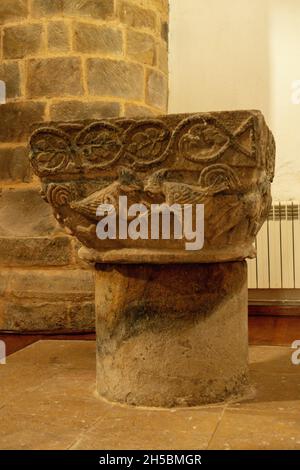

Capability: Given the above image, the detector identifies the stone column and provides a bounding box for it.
[28,110,275,407]
[95,262,249,407]
[0,0,169,332]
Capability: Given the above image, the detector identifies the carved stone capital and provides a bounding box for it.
[29,111,275,263]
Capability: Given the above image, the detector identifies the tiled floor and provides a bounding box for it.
[0,340,299,450]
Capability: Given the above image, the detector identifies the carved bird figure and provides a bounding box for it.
[144,166,245,244]
[144,169,201,205]
[70,167,143,222]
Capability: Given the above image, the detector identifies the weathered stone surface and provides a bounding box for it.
[149,0,169,15]
[69,302,95,330]
[31,0,62,16]
[0,102,45,143]
[0,147,31,182]
[64,0,114,19]
[3,24,43,59]
[29,110,275,264]
[32,0,115,19]
[0,237,73,266]
[161,20,168,44]
[0,268,95,331]
[26,57,83,98]
[3,301,70,331]
[2,299,95,331]
[146,68,168,109]
[0,62,21,100]
[29,109,275,405]
[118,0,156,31]
[124,103,155,117]
[2,269,94,301]
[0,0,28,23]
[0,188,60,237]
[126,30,156,65]
[0,273,8,296]
[74,23,123,55]
[50,100,120,121]
[1,0,170,335]
[47,21,70,53]
[157,42,168,74]
[87,59,144,100]
[95,262,250,407]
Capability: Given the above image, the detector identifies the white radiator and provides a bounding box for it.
[248,201,300,288]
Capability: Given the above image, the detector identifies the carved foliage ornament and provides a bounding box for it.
[29,111,275,262]
[29,114,258,176]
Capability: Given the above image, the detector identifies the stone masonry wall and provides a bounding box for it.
[0,0,169,331]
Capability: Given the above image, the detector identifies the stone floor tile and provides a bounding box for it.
[0,363,59,407]
[208,408,300,450]
[229,372,300,414]
[0,341,299,450]
[6,340,96,369]
[0,407,82,450]
[71,404,223,450]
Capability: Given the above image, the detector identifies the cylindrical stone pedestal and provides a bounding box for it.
[95,261,249,407]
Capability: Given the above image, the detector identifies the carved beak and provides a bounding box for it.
[120,181,143,192]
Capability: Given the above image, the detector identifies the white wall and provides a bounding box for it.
[169,0,300,200]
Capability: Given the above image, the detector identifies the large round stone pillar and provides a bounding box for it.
[95,262,249,407]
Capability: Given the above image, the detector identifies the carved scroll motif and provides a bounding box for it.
[28,111,275,262]
[198,164,241,192]
[123,120,171,168]
[173,115,256,163]
[46,183,72,208]
[29,115,258,177]
[30,128,73,175]
[74,122,123,168]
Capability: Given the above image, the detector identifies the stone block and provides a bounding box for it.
[63,0,114,19]
[32,0,114,20]
[0,188,60,237]
[0,0,28,23]
[149,0,169,16]
[0,272,8,296]
[157,42,168,74]
[3,24,43,59]
[50,100,120,121]
[145,68,168,109]
[0,236,73,266]
[0,147,31,182]
[31,0,63,17]
[126,30,156,65]
[6,269,94,302]
[118,1,156,31]
[26,57,83,99]
[69,302,95,330]
[3,301,70,331]
[124,103,155,117]
[2,298,95,331]
[87,58,144,100]
[0,102,46,143]
[74,23,123,55]
[27,111,273,263]
[47,21,70,53]
[0,62,21,100]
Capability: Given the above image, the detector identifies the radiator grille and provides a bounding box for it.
[248,201,300,288]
